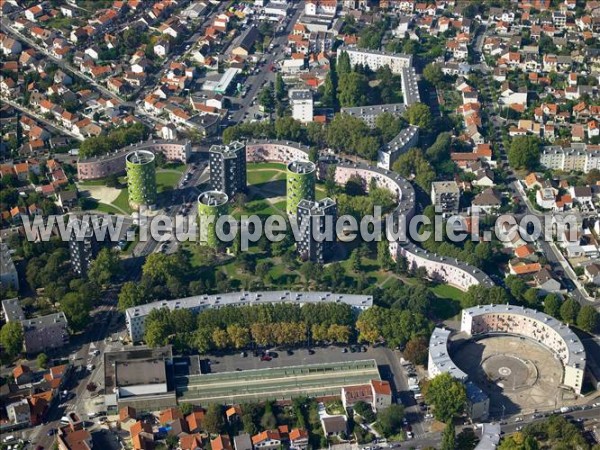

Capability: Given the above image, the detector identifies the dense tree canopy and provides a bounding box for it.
[423,372,466,423]
[508,136,540,170]
[0,321,23,359]
[404,103,433,129]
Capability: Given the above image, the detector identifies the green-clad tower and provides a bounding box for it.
[126,150,157,210]
[197,190,229,249]
[286,160,316,216]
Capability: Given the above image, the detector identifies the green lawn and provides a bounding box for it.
[248,169,285,185]
[430,284,463,301]
[111,189,132,214]
[95,202,125,215]
[429,284,465,320]
[163,162,187,173]
[156,171,182,193]
[248,162,286,171]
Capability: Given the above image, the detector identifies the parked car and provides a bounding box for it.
[260,355,272,361]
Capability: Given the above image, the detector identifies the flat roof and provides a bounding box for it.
[401,66,421,106]
[176,359,380,404]
[298,198,336,216]
[198,190,229,207]
[126,150,155,165]
[2,298,25,322]
[289,89,312,101]
[288,160,316,174]
[428,327,468,380]
[202,67,241,93]
[0,244,16,279]
[209,141,245,158]
[115,359,167,387]
[127,291,373,318]
[340,45,412,64]
[104,346,173,392]
[21,312,68,329]
[341,103,406,122]
[78,140,189,163]
[432,181,460,194]
[380,126,419,154]
[463,305,586,368]
[475,423,501,450]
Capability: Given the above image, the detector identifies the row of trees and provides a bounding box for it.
[78,123,148,158]
[355,305,433,349]
[142,302,357,351]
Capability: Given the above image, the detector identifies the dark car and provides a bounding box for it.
[253,350,259,357]
[307,349,315,355]
[47,429,56,436]
[269,352,278,358]
[286,349,294,356]
[261,355,272,361]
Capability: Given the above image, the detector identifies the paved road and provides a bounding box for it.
[231,5,303,124]
[1,96,84,141]
[473,51,594,304]
[26,303,119,449]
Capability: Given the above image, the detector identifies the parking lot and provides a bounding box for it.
[205,345,395,377]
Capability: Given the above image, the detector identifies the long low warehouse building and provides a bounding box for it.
[126,291,373,342]
[175,359,384,405]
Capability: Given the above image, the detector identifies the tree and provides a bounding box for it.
[204,403,224,434]
[337,72,369,107]
[0,321,23,359]
[212,328,229,349]
[405,103,432,129]
[337,50,351,75]
[118,282,145,311]
[423,372,466,422]
[353,401,376,423]
[375,112,404,144]
[321,70,337,108]
[441,422,456,450]
[179,403,193,416]
[88,248,120,285]
[144,309,172,347]
[543,294,561,318]
[259,85,275,112]
[403,336,428,366]
[377,239,393,270]
[377,404,404,437]
[577,305,599,333]
[560,298,580,324]
[61,292,91,332]
[227,324,250,349]
[586,168,600,185]
[508,136,540,170]
[393,148,436,191]
[275,73,285,101]
[165,435,179,449]
[37,353,49,369]
[423,63,444,87]
[349,249,362,273]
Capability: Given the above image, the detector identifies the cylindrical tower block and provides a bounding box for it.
[197,190,229,249]
[126,150,157,210]
[286,160,316,216]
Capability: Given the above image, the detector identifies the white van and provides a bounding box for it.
[2,435,15,443]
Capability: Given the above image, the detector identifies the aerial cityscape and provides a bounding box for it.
[1,1,600,450]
